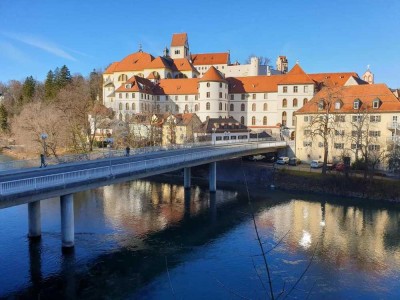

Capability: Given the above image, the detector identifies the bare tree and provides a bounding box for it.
[245,54,271,66]
[305,86,344,174]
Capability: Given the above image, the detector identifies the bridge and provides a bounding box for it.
[0,140,286,250]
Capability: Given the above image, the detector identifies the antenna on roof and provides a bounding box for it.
[138,43,143,52]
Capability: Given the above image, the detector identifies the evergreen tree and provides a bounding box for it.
[89,69,103,102]
[21,76,36,105]
[44,70,55,100]
[56,65,72,89]
[0,103,8,132]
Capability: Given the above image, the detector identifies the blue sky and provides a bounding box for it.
[1,0,400,88]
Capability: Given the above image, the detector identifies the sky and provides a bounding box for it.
[1,0,400,88]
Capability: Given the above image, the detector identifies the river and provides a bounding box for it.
[0,154,400,299]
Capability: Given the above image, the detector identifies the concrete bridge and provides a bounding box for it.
[0,140,286,250]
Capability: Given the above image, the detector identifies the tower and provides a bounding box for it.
[362,65,374,84]
[170,33,189,59]
[276,56,288,74]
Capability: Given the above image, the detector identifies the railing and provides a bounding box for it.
[0,141,286,197]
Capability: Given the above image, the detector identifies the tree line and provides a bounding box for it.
[0,66,112,157]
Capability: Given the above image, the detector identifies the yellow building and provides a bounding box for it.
[162,113,203,146]
[295,84,400,169]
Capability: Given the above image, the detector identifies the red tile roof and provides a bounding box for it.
[171,33,187,47]
[227,75,284,93]
[278,64,314,85]
[115,76,154,93]
[155,78,199,95]
[146,56,171,69]
[191,52,229,65]
[104,51,154,73]
[309,72,363,87]
[296,84,400,114]
[198,66,226,83]
[172,58,198,72]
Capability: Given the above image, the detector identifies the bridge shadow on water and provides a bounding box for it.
[7,180,289,299]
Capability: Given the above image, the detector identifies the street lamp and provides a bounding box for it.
[40,133,48,166]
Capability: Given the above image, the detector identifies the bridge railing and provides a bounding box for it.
[0,141,286,196]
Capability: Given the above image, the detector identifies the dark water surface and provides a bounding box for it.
[0,166,400,299]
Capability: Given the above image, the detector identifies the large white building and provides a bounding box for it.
[103,33,372,137]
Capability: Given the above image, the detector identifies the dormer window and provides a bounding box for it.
[353,99,361,110]
[318,99,325,110]
[125,84,131,89]
[334,100,342,110]
[372,98,381,109]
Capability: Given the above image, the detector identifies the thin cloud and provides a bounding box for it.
[1,31,77,61]
[0,41,30,63]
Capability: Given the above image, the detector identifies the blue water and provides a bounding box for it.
[0,172,399,299]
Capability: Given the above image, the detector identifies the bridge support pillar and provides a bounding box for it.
[209,162,217,193]
[28,201,41,238]
[61,194,74,248]
[184,167,191,189]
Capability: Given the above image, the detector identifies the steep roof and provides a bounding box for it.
[115,76,154,93]
[191,52,230,65]
[172,58,198,72]
[278,64,314,85]
[146,56,172,69]
[171,33,188,47]
[309,72,363,86]
[155,78,199,95]
[227,75,284,93]
[296,83,400,114]
[202,116,248,133]
[104,51,154,73]
[198,66,226,82]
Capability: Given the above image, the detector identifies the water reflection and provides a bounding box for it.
[1,179,400,299]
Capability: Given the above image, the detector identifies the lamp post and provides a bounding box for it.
[40,133,48,166]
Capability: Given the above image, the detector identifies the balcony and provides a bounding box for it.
[387,122,400,130]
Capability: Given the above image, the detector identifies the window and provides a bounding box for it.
[335,101,341,110]
[263,103,268,111]
[219,82,222,88]
[240,116,245,124]
[252,94,256,99]
[335,115,345,122]
[368,145,380,151]
[195,104,199,111]
[292,113,296,126]
[283,86,288,93]
[206,92,210,98]
[282,111,287,126]
[370,115,381,123]
[263,116,267,125]
[318,100,325,110]
[185,104,189,112]
[125,93,128,98]
[175,105,179,112]
[119,103,122,110]
[175,95,178,101]
[373,99,380,108]
[132,103,135,110]
[304,130,311,136]
[175,50,180,54]
[195,95,198,100]
[293,98,298,107]
[125,103,129,110]
[282,98,287,108]
[304,116,309,122]
[353,99,360,109]
[219,102,222,110]
[230,94,234,100]
[303,141,312,147]
[293,86,298,93]
[369,131,381,137]
[219,92,222,98]
[207,82,210,87]
[351,144,361,150]
[318,142,324,148]
[252,116,256,125]
[335,130,345,136]
[230,104,234,111]
[132,93,136,99]
[334,143,344,149]
[241,104,245,111]
[118,74,128,81]
[185,95,188,101]
[264,93,268,99]
[206,102,210,110]
[252,103,256,111]
[241,94,246,100]
[303,98,308,105]
[304,86,308,93]
[119,93,122,99]
[352,115,361,122]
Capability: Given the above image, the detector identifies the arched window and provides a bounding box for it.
[263,103,268,111]
[252,116,256,125]
[206,102,210,110]
[230,104,234,111]
[125,103,129,110]
[252,103,256,111]
[119,103,123,110]
[119,112,123,120]
[240,116,245,124]
[166,72,172,79]
[195,104,199,111]
[282,111,287,126]
[207,82,210,87]
[303,98,308,105]
[132,103,135,110]
[292,112,296,126]
[219,102,222,110]
[293,98,298,107]
[263,116,267,125]
[282,98,287,108]
[185,104,189,112]
[241,103,245,111]
[219,82,222,88]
